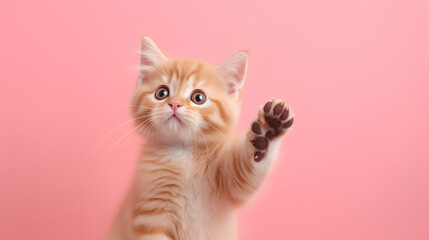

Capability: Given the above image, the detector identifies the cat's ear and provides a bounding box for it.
[138,36,167,83]
[216,51,248,98]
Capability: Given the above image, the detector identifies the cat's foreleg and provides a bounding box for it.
[212,99,294,205]
[248,99,294,164]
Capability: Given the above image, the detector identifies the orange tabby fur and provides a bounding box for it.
[106,37,294,240]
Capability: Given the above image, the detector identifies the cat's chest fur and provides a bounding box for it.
[136,144,213,238]
[154,143,203,179]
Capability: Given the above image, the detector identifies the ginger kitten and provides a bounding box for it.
[106,36,294,240]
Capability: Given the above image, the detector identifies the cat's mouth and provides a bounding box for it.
[168,114,183,125]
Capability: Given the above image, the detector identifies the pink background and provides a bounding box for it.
[1,0,428,239]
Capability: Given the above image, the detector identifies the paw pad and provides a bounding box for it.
[251,122,262,134]
[251,137,268,150]
[254,151,265,162]
[250,99,294,162]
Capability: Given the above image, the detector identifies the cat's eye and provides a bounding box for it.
[155,86,169,100]
[190,90,207,105]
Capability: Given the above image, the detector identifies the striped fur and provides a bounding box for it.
[106,37,292,240]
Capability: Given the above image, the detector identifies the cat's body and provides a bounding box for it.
[107,37,294,240]
[108,143,239,240]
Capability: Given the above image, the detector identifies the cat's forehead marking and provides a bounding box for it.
[168,72,177,95]
[161,74,169,83]
[160,60,217,100]
[187,75,195,84]
[183,75,195,97]
[174,75,195,97]
[195,79,205,88]
[167,69,199,95]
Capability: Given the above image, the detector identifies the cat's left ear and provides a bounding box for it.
[138,36,167,83]
[216,51,248,98]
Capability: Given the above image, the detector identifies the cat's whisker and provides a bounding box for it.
[139,120,153,143]
[97,109,170,148]
[153,120,162,143]
[129,110,172,142]
[125,117,156,144]
[145,118,158,143]
[96,115,149,148]
[144,113,166,143]
[100,111,169,161]
[133,119,151,139]
[101,120,147,161]
[111,104,157,110]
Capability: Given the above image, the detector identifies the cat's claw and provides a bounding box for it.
[250,99,294,162]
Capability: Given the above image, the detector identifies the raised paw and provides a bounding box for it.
[249,99,294,162]
[262,99,294,138]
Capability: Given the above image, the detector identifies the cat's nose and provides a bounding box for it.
[168,102,182,112]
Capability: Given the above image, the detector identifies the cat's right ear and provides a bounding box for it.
[215,51,248,99]
[138,36,167,83]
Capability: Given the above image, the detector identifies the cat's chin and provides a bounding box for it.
[165,116,184,130]
[168,115,183,125]
[147,131,197,145]
[152,118,191,139]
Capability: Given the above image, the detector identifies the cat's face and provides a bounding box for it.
[131,37,248,144]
